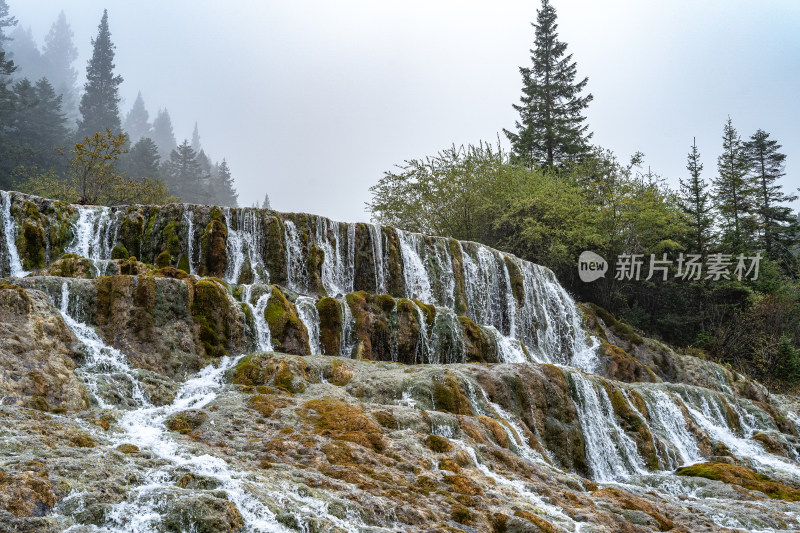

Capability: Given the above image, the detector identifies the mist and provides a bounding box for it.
[6,0,800,222]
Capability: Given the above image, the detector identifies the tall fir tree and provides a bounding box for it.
[504,0,593,168]
[77,10,123,138]
[191,122,202,152]
[123,91,151,143]
[151,108,177,160]
[212,159,238,207]
[0,0,15,46]
[0,0,18,188]
[714,117,756,253]
[679,138,714,252]
[162,140,209,203]
[120,137,160,179]
[12,78,69,170]
[744,129,798,262]
[42,11,79,126]
[7,26,46,81]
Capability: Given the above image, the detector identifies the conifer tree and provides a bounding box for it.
[714,117,756,253]
[151,108,177,159]
[504,0,593,168]
[123,91,151,143]
[191,122,202,152]
[679,138,714,252]
[212,159,238,207]
[77,10,123,138]
[42,11,79,126]
[13,78,69,169]
[0,2,18,188]
[0,0,15,46]
[260,192,271,210]
[8,26,45,81]
[162,140,209,203]
[744,129,798,261]
[120,137,160,179]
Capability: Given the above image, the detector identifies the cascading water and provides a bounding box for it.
[395,229,433,302]
[182,205,197,275]
[284,220,307,293]
[569,371,645,481]
[67,206,117,263]
[338,297,355,358]
[56,281,148,409]
[429,306,465,365]
[639,387,701,468]
[226,208,267,284]
[367,224,386,293]
[0,190,27,278]
[296,296,321,355]
[314,217,354,297]
[461,244,506,332]
[483,325,531,364]
[242,284,273,352]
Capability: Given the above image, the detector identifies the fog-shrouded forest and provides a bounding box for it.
[0,5,241,207]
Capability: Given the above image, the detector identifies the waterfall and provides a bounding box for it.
[1,190,27,277]
[429,306,465,364]
[225,208,267,284]
[367,224,386,293]
[339,297,355,357]
[678,387,800,478]
[461,244,506,332]
[284,220,307,293]
[639,387,700,467]
[242,284,273,352]
[483,325,532,364]
[296,296,321,355]
[56,281,149,409]
[396,229,433,302]
[409,300,432,364]
[182,206,197,275]
[67,206,117,263]
[569,372,645,481]
[314,217,354,297]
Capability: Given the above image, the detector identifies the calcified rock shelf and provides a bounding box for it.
[0,192,799,532]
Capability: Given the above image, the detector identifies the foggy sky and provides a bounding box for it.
[8,0,800,223]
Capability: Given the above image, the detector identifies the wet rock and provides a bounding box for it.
[0,285,88,411]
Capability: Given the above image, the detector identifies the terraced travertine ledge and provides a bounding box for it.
[0,192,799,532]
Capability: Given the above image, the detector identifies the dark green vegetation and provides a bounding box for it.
[368,0,800,389]
[0,2,239,206]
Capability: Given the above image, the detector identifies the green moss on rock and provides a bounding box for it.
[191,278,233,358]
[264,286,310,355]
[111,245,129,260]
[317,297,343,355]
[676,462,800,501]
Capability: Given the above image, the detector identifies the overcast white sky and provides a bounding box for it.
[8,0,800,222]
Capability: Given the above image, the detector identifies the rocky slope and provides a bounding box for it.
[0,191,799,532]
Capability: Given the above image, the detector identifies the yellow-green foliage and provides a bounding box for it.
[111,244,129,260]
[264,286,310,355]
[676,462,800,501]
[191,279,231,358]
[302,397,385,452]
[162,221,182,257]
[230,355,307,393]
[166,410,208,435]
[317,297,342,355]
[432,371,473,416]
[329,359,353,386]
[593,487,674,531]
[425,434,454,453]
[156,250,172,268]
